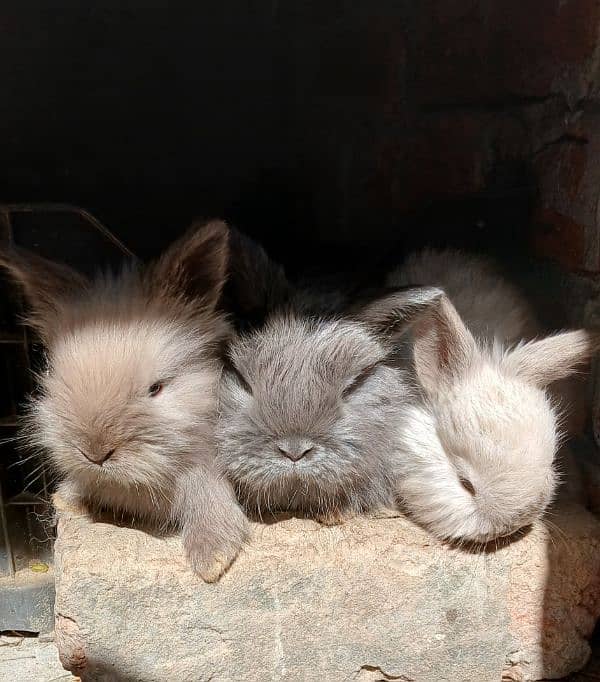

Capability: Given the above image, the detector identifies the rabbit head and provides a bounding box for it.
[0,221,231,513]
[217,287,443,519]
[396,294,597,543]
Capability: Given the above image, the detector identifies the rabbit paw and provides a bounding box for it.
[53,480,88,515]
[183,531,244,583]
[194,550,233,583]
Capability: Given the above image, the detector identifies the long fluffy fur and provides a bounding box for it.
[217,314,406,521]
[0,221,248,581]
[387,249,595,542]
[393,248,539,343]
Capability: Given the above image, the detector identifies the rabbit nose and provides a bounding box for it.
[81,447,115,465]
[277,440,315,462]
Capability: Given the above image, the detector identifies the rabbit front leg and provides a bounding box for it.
[175,466,249,583]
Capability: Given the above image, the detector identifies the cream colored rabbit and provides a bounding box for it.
[388,250,596,542]
[0,220,248,581]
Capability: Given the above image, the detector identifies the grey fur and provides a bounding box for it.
[217,286,443,522]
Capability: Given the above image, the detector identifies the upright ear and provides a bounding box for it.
[502,329,599,387]
[223,227,292,328]
[0,245,88,341]
[150,219,230,311]
[354,286,444,338]
[411,294,477,396]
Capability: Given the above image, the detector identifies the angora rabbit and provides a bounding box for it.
[218,282,443,524]
[388,250,597,543]
[0,220,248,581]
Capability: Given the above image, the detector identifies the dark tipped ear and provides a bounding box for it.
[503,329,599,387]
[150,219,230,311]
[222,228,292,328]
[0,245,88,339]
[412,294,477,396]
[354,286,445,338]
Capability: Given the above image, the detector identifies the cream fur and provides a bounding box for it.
[388,250,596,543]
[0,221,248,581]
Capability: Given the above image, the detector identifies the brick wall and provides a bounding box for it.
[279,1,600,274]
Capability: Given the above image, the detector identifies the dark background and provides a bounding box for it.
[0,2,542,277]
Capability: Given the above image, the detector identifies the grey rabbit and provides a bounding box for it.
[218,239,442,522]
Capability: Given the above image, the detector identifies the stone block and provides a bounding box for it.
[53,496,600,681]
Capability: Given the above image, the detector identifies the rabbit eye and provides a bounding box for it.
[459,476,476,496]
[224,358,252,394]
[342,362,382,399]
[148,382,164,397]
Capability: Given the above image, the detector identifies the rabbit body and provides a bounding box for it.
[387,250,595,542]
[1,221,248,581]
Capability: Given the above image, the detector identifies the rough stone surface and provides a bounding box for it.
[52,495,600,682]
[0,633,77,682]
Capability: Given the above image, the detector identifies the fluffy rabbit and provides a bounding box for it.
[387,250,597,543]
[223,227,364,326]
[217,286,443,524]
[0,220,248,581]
[391,249,539,342]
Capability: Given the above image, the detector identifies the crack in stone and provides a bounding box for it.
[357,664,414,681]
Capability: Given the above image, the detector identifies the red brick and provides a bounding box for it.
[367,110,530,214]
[367,113,485,214]
[532,113,600,273]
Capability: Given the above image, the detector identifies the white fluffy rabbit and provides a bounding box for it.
[388,250,596,542]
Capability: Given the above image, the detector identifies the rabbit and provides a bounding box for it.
[389,247,588,434]
[223,226,369,327]
[0,220,248,582]
[389,248,539,343]
[223,227,293,331]
[217,285,444,524]
[387,249,597,543]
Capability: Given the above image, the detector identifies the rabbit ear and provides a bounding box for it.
[502,329,599,387]
[0,245,88,340]
[150,219,230,311]
[355,286,444,338]
[223,228,292,327]
[412,294,477,396]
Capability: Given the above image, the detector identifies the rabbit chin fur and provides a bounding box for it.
[394,349,559,543]
[217,313,410,519]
